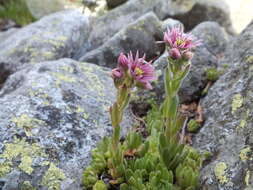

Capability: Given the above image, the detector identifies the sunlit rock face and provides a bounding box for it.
[0,59,134,190]
[25,0,85,19]
[79,12,164,68]
[193,21,253,190]
[0,10,90,74]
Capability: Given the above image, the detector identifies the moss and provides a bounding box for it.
[187,119,201,133]
[214,162,228,184]
[41,163,66,190]
[239,147,251,161]
[93,180,107,190]
[231,94,243,114]
[11,114,45,136]
[0,0,36,26]
[205,68,220,81]
[0,138,46,176]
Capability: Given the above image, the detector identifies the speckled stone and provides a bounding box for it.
[79,12,164,68]
[0,10,90,74]
[0,58,134,190]
[193,21,253,190]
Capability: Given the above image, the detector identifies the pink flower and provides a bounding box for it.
[163,27,201,60]
[111,52,156,89]
[129,52,156,89]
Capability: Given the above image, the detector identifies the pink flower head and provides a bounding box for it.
[129,51,156,89]
[111,52,156,90]
[163,27,201,60]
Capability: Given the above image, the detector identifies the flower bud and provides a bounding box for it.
[118,53,129,70]
[169,48,181,60]
[111,68,123,79]
[183,51,194,60]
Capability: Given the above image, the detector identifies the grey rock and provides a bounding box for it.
[76,0,171,57]
[193,21,253,190]
[106,0,128,9]
[0,10,90,74]
[0,28,19,44]
[171,0,234,34]
[0,59,134,189]
[162,18,184,31]
[79,12,164,68]
[135,21,229,105]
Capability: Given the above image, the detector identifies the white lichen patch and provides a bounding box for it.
[41,163,66,190]
[214,162,229,184]
[231,94,243,114]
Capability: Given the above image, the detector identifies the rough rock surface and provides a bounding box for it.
[162,18,184,32]
[193,21,253,190]
[79,12,163,68]
[75,0,171,57]
[0,28,19,44]
[135,21,229,105]
[0,10,90,74]
[171,0,234,34]
[0,59,134,190]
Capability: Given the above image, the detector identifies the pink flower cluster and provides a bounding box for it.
[163,27,201,60]
[112,52,156,89]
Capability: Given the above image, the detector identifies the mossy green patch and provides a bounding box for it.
[239,147,251,161]
[231,94,243,114]
[205,67,220,81]
[41,163,66,190]
[214,162,228,184]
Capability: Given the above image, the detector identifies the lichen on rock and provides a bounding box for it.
[239,147,251,161]
[41,163,66,190]
[214,162,229,184]
[232,94,243,114]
